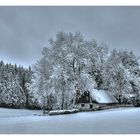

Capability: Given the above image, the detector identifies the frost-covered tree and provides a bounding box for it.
[31,47,56,112]
[32,32,108,110]
[103,49,140,103]
[0,61,33,108]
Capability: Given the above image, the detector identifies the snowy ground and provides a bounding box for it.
[0,107,140,134]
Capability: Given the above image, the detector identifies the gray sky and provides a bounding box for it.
[0,6,140,67]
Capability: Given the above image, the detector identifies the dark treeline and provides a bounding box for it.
[0,61,34,109]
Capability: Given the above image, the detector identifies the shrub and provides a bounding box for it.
[48,109,79,115]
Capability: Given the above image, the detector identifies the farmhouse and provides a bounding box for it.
[75,89,118,109]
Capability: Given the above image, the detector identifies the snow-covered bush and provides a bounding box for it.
[48,109,79,115]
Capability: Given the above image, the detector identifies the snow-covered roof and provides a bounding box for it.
[91,89,118,104]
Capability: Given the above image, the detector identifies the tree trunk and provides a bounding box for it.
[61,91,65,110]
[25,93,29,108]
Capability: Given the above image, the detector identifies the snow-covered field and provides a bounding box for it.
[0,107,140,134]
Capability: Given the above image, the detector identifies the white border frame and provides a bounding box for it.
[0,0,140,6]
[0,0,140,140]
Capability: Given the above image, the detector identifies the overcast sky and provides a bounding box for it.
[0,6,140,67]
